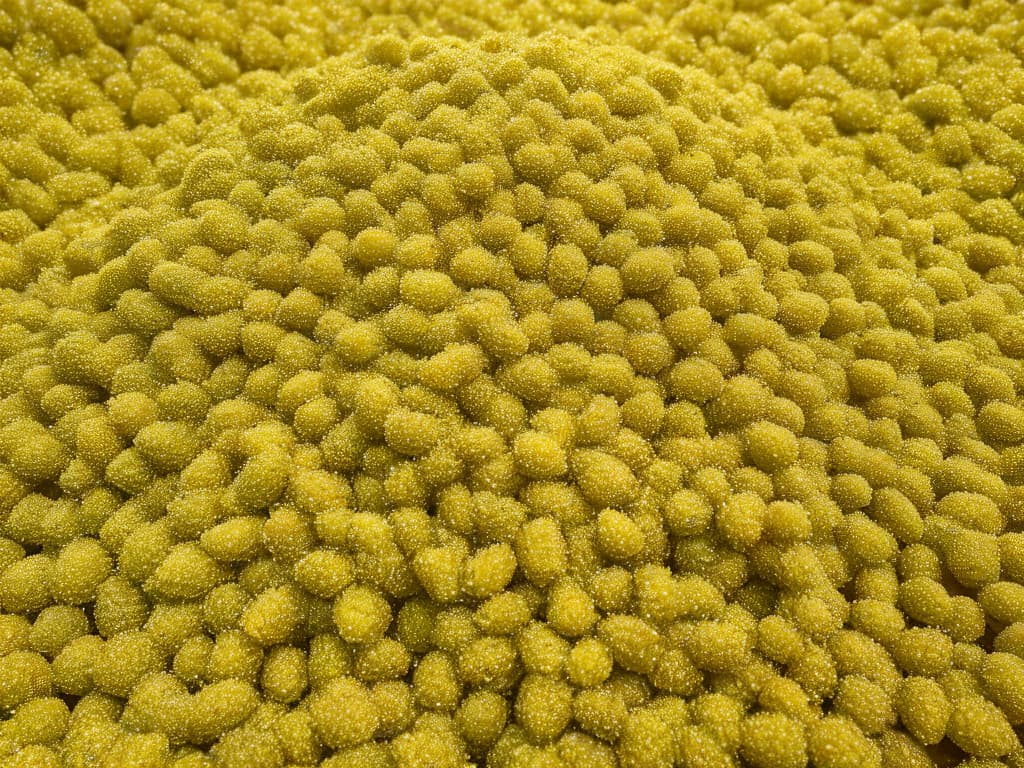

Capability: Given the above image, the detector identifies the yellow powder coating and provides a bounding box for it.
[0,0,1023,765]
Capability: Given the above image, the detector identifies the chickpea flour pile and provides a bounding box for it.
[1,0,1024,766]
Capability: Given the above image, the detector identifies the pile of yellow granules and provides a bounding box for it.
[1,0,1024,766]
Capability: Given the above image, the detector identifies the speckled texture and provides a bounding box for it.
[1,0,1024,765]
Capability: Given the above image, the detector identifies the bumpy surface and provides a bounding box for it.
[1,0,1024,765]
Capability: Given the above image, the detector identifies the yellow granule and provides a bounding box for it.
[1,0,1024,765]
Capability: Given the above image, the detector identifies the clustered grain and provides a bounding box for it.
[1,0,1024,766]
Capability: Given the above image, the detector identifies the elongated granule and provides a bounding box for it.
[1,0,1024,766]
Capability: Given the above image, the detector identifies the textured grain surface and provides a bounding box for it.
[1,0,1024,765]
